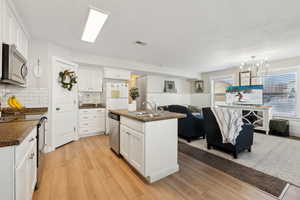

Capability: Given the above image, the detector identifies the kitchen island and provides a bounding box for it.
[110,109,186,183]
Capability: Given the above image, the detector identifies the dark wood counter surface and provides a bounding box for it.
[79,104,105,109]
[0,119,39,147]
[109,109,186,122]
[2,107,48,116]
[0,107,48,147]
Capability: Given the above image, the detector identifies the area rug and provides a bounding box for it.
[179,133,300,187]
[178,141,288,198]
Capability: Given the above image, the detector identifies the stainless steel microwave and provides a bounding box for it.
[1,43,28,86]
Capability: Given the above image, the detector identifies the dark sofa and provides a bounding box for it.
[166,105,205,142]
[202,107,254,159]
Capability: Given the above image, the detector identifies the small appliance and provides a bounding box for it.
[1,43,28,86]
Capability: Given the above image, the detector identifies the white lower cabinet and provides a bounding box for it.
[120,125,130,160]
[129,129,144,174]
[120,125,144,174]
[79,108,106,137]
[0,127,37,200]
[15,156,29,200]
[15,141,36,200]
[120,116,179,183]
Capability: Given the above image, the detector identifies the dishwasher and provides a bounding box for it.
[108,112,120,155]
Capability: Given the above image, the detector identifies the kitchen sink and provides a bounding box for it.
[129,111,163,118]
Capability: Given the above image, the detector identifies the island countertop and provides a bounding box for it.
[109,109,186,122]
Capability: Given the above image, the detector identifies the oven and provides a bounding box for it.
[1,43,28,86]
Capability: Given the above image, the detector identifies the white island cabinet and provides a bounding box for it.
[0,127,37,200]
[118,111,185,183]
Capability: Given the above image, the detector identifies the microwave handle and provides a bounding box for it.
[21,64,28,79]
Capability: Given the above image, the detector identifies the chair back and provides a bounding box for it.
[202,107,222,143]
[168,105,192,116]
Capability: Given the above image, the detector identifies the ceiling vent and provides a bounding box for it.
[134,41,147,46]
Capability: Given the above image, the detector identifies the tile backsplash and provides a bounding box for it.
[79,92,102,105]
[0,86,49,108]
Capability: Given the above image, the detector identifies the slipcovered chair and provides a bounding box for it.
[202,107,254,159]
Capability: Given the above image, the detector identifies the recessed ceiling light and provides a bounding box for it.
[135,41,147,46]
[81,8,109,43]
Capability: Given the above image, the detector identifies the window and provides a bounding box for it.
[212,77,234,106]
[263,72,297,116]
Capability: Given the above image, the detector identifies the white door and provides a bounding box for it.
[52,57,78,148]
[129,129,144,174]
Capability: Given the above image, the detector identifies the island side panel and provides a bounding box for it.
[144,118,179,183]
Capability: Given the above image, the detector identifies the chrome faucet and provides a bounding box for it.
[142,100,162,113]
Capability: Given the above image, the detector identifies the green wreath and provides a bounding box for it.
[58,70,77,91]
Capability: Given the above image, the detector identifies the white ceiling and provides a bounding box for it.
[12,0,300,73]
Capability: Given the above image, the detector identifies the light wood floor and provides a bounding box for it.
[33,135,299,200]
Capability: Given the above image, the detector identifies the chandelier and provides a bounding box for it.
[239,56,269,77]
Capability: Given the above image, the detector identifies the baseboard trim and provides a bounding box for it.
[279,183,290,200]
[147,165,179,183]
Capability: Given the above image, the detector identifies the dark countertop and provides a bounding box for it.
[79,104,105,109]
[109,109,186,122]
[0,107,48,147]
[2,107,48,116]
[0,119,39,147]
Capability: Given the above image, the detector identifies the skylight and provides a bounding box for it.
[81,8,109,43]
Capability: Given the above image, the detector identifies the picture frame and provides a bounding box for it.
[193,80,204,93]
[239,71,251,86]
[163,80,177,93]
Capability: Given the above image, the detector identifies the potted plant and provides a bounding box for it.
[129,87,139,111]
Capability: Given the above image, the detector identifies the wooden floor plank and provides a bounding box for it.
[33,135,277,200]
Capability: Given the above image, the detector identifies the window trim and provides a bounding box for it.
[210,74,235,106]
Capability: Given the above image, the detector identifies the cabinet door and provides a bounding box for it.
[120,126,130,160]
[129,129,144,175]
[28,142,37,193]
[78,68,88,91]
[2,1,13,44]
[96,116,105,132]
[92,70,103,92]
[8,11,18,46]
[15,152,30,200]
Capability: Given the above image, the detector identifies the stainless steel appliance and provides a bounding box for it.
[1,43,28,86]
[36,116,47,189]
[108,112,120,155]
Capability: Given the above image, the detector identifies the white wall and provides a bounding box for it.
[140,75,192,107]
[135,75,211,108]
[190,93,211,107]
[27,39,49,88]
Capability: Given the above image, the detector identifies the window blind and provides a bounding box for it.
[263,72,297,116]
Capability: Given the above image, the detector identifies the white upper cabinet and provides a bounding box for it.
[78,67,103,92]
[104,68,131,80]
[1,0,29,60]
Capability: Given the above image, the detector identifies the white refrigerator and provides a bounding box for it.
[105,82,129,133]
